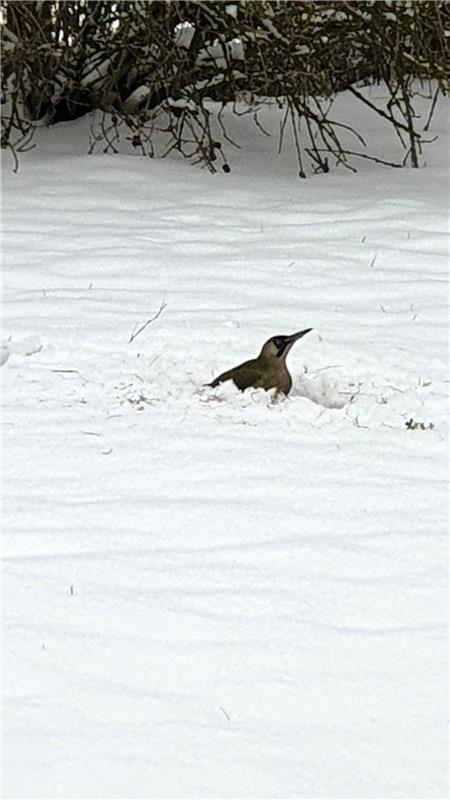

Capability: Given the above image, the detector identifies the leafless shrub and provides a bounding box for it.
[1,1,448,175]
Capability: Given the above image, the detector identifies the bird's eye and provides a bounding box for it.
[274,337,284,349]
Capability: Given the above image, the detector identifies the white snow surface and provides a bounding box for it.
[2,89,449,799]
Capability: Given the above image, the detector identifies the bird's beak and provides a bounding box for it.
[288,328,313,343]
[281,328,312,356]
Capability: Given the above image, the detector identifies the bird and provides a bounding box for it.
[208,329,313,395]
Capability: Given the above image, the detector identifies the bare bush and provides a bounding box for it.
[1,1,448,175]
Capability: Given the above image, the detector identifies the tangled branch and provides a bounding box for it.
[2,1,449,176]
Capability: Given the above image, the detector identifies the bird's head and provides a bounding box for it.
[259,329,313,361]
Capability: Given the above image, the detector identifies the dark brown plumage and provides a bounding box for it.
[209,329,312,395]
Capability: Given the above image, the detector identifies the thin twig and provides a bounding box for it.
[8,143,20,174]
[288,100,305,177]
[129,300,167,343]
[423,85,440,132]
[313,148,402,169]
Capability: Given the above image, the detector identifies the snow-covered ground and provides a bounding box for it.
[2,88,448,799]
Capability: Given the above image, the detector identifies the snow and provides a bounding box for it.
[174,21,196,51]
[2,87,449,799]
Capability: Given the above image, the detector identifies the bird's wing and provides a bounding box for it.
[209,368,234,388]
[209,360,261,390]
